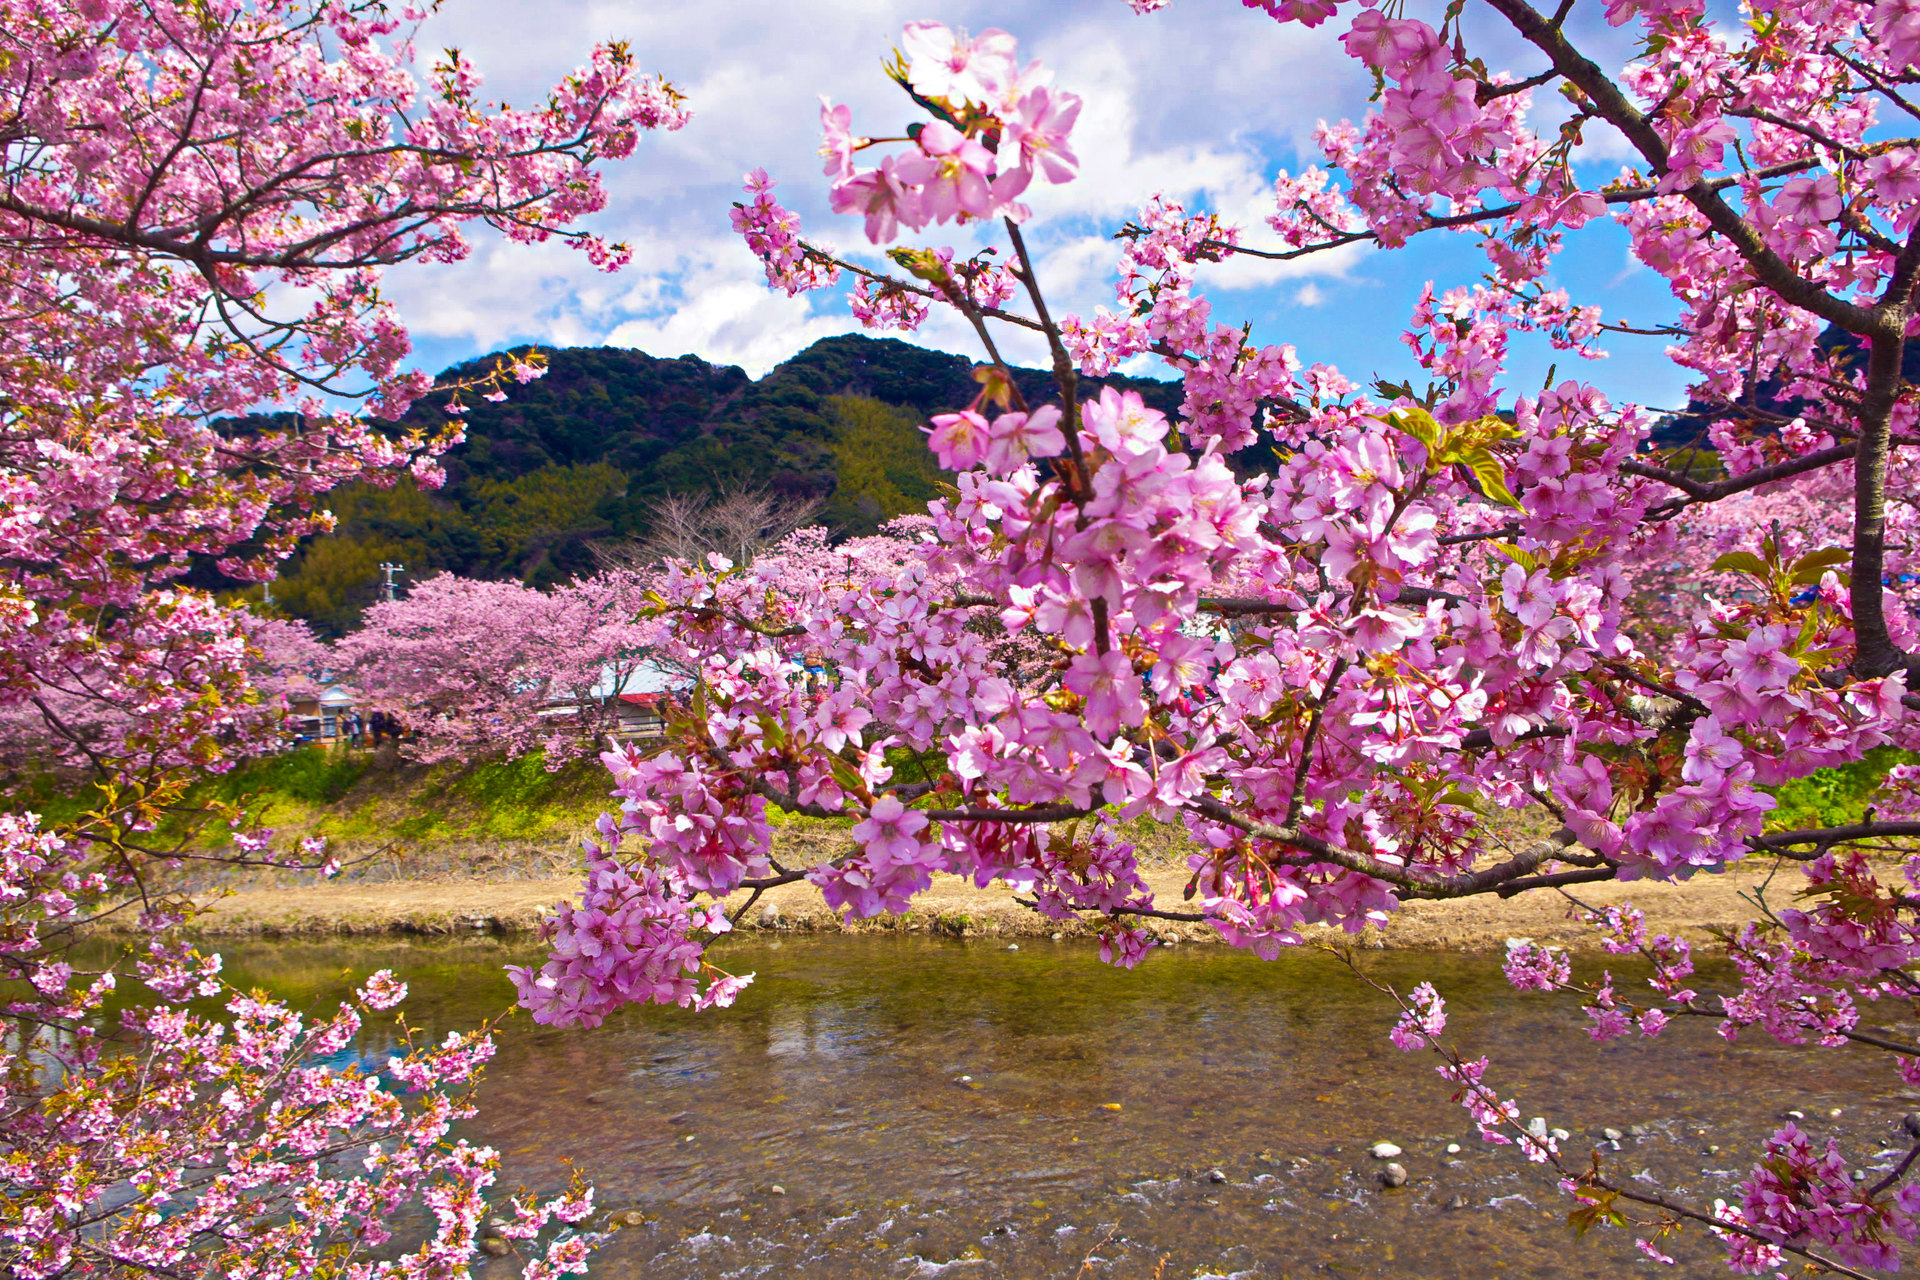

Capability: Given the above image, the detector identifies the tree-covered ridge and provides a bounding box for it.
[274,334,1182,631]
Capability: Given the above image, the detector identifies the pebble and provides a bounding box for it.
[1550,1128,1571,1143]
[1786,1110,1807,1121]
[1445,1195,1468,1211]
[1626,1124,1650,1138]
[1370,1142,1403,1160]
[610,1209,646,1227]
[769,1185,786,1196]
[1830,1108,1844,1119]
[1051,932,1064,940]
[1207,1169,1227,1184]
[1381,1163,1409,1189]
[1445,1143,1462,1155]
[1602,1128,1624,1142]
[478,1237,510,1257]
[1006,943,1019,951]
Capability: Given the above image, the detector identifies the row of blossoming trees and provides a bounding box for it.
[507,6,1920,1277]
[0,0,695,1272]
[322,527,935,768]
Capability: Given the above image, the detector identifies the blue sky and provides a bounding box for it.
[382,0,1703,415]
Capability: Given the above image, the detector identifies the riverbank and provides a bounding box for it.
[164,860,1789,952]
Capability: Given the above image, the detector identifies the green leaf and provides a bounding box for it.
[1789,546,1851,577]
[1710,550,1770,578]
[830,755,865,794]
[1792,605,1820,657]
[1488,542,1538,571]
[1388,406,1444,453]
[1460,448,1523,508]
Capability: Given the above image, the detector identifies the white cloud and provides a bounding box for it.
[365,0,1391,382]
[365,0,1677,408]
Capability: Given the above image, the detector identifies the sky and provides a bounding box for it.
[380,0,1703,415]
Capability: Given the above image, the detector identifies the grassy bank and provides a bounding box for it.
[17,741,1915,942]
[14,738,1913,849]
[16,748,621,871]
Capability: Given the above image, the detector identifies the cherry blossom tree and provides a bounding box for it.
[339,570,663,765]
[516,11,1920,1274]
[0,0,684,1272]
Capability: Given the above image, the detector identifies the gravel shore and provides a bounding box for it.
[159,861,1788,951]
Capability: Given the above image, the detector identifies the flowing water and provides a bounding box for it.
[216,935,1916,1278]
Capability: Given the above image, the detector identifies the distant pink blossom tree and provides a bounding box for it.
[516,11,1920,1274]
[340,570,664,765]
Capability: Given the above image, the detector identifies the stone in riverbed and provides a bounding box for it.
[1445,1195,1468,1211]
[1381,1163,1408,1188]
[478,1237,510,1257]
[1207,1169,1227,1184]
[1369,1142,1402,1159]
[1602,1127,1623,1142]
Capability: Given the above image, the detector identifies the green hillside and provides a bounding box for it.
[271,334,1183,632]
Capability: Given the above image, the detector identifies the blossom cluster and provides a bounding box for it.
[622,6,1920,1276]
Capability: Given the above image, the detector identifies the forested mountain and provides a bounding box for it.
[271,334,1183,633]
[1651,325,1920,450]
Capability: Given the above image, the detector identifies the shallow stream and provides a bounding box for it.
[219,935,1915,1278]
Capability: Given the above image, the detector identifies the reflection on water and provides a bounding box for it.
[215,935,1913,1278]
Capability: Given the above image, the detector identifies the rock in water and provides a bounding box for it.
[1382,1163,1409,1188]
[1370,1142,1402,1159]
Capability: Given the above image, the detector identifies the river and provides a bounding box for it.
[218,934,1913,1278]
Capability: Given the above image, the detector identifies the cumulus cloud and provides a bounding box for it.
[371,0,1383,380]
[369,0,1682,405]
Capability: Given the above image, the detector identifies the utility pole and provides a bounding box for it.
[379,562,405,602]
